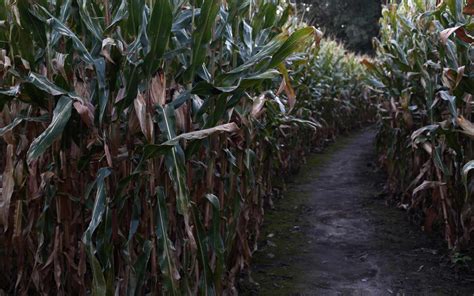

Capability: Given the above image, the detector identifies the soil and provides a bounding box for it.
[239,127,474,295]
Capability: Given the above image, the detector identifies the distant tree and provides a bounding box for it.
[298,0,382,53]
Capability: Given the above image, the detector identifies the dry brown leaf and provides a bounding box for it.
[277,78,296,111]
[13,199,22,238]
[361,58,377,72]
[457,116,474,138]
[314,28,324,46]
[441,26,461,44]
[150,71,167,106]
[104,142,113,168]
[442,66,465,91]
[0,144,14,230]
[73,101,95,128]
[52,53,68,81]
[413,180,445,196]
[101,38,116,64]
[403,111,414,129]
[465,94,473,116]
[251,94,266,119]
[14,161,24,186]
[407,160,431,191]
[162,122,239,146]
[464,0,474,15]
[422,143,433,155]
[73,76,91,101]
[440,26,474,44]
[134,92,154,143]
[175,105,187,132]
[53,227,62,292]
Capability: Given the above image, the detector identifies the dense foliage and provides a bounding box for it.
[368,0,474,250]
[0,0,373,294]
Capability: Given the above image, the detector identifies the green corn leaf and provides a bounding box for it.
[191,202,214,295]
[27,96,73,164]
[205,194,224,291]
[145,0,173,76]
[194,69,280,95]
[39,5,95,64]
[77,0,103,40]
[446,0,463,19]
[17,0,47,50]
[50,0,72,47]
[128,240,152,296]
[106,0,128,30]
[94,58,108,124]
[82,168,112,245]
[438,90,458,121]
[156,105,189,215]
[186,0,221,81]
[262,3,277,29]
[126,0,145,38]
[225,38,283,75]
[277,5,292,28]
[172,9,201,32]
[0,114,49,137]
[0,86,20,109]
[155,187,180,296]
[268,26,316,69]
[27,72,67,96]
[433,146,451,177]
[0,86,20,98]
[141,144,174,160]
[116,64,142,114]
[87,248,107,296]
[242,20,253,50]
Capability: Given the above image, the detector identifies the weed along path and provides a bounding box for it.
[240,128,474,295]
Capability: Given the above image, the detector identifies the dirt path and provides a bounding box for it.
[240,127,474,295]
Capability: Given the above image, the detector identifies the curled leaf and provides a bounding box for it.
[27,96,73,164]
[463,160,474,200]
[161,122,239,146]
[413,180,445,196]
[457,116,474,138]
[440,26,474,44]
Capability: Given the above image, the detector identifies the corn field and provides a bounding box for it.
[4,0,474,294]
[0,0,375,294]
[367,0,474,251]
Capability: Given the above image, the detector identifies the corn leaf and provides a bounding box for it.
[145,0,172,76]
[186,0,221,81]
[155,187,180,295]
[128,240,152,296]
[156,105,189,215]
[82,168,112,245]
[161,122,239,146]
[27,96,73,164]
[268,26,316,69]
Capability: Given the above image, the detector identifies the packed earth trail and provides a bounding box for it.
[240,128,474,295]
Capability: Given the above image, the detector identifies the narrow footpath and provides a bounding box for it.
[241,128,474,295]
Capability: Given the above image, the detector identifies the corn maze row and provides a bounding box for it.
[0,0,373,294]
[3,0,474,294]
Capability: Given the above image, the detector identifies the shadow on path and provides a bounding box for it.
[240,127,474,295]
